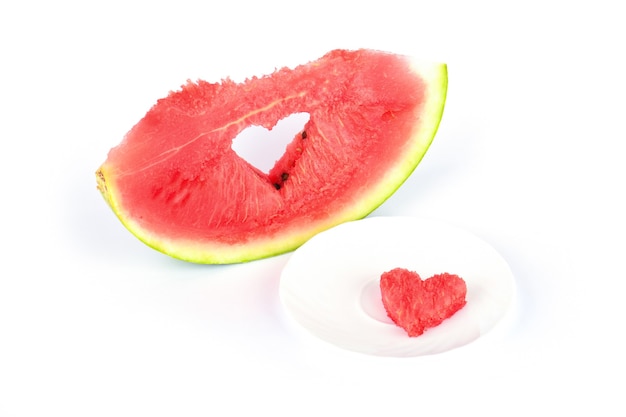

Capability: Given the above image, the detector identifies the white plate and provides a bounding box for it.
[279,216,516,357]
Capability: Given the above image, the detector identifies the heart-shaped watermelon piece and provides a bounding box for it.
[380,268,467,337]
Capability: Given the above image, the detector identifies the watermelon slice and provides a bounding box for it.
[96,49,448,263]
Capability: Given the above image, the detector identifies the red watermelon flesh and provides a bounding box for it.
[380,268,467,337]
[96,49,448,263]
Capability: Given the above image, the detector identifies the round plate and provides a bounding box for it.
[279,216,516,357]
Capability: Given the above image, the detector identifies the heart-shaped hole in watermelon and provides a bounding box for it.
[231,112,310,174]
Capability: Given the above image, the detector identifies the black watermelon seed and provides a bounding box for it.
[301,131,307,139]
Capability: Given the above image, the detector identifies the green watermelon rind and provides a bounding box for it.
[97,56,448,264]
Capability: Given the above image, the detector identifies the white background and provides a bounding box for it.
[1,0,624,415]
